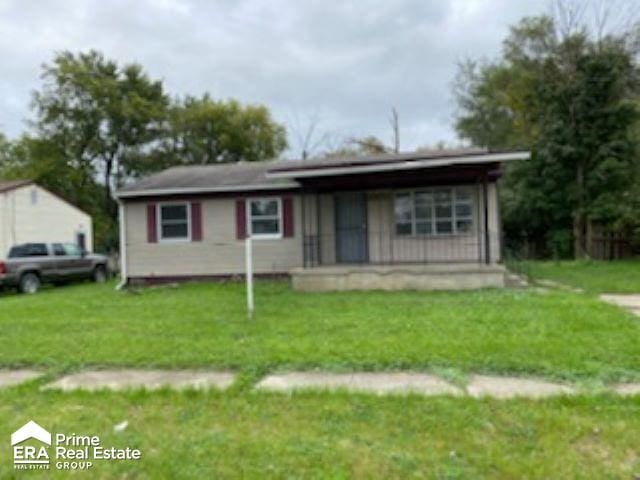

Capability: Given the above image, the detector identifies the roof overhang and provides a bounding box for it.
[115,182,299,199]
[266,151,530,179]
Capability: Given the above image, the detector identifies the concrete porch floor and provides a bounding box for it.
[291,263,507,292]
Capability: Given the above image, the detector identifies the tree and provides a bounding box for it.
[151,95,286,169]
[32,50,169,215]
[322,135,389,159]
[0,134,116,250]
[453,15,640,258]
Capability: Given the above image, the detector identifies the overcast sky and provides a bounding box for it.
[0,0,549,157]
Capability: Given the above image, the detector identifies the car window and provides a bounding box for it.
[53,243,66,256]
[8,244,51,257]
[63,243,82,256]
[27,243,49,256]
[8,245,26,258]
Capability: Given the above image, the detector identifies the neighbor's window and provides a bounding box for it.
[158,203,190,241]
[248,198,281,238]
[394,187,473,235]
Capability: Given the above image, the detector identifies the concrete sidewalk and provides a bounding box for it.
[42,369,236,391]
[256,372,463,396]
[0,369,41,388]
[0,368,638,398]
[600,294,640,317]
[257,372,578,398]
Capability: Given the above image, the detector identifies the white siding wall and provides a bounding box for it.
[124,196,303,277]
[0,185,93,258]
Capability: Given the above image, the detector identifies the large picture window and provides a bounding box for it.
[248,198,282,238]
[158,203,190,241]
[394,187,473,236]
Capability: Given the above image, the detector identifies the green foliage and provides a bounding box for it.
[152,95,287,169]
[32,50,169,215]
[526,259,640,293]
[454,16,640,257]
[1,50,288,250]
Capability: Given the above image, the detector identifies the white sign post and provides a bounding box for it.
[245,235,254,319]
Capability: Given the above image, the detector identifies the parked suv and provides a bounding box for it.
[0,242,109,294]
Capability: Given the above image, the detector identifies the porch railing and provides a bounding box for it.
[303,228,499,268]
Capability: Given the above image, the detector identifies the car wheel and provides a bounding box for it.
[93,266,107,283]
[19,272,40,294]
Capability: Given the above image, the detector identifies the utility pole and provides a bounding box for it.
[389,107,400,153]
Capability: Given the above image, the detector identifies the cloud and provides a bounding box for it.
[0,0,548,156]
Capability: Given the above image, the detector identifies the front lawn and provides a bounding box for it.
[526,259,640,294]
[1,386,639,479]
[1,280,639,381]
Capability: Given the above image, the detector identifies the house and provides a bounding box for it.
[0,180,93,257]
[115,149,529,291]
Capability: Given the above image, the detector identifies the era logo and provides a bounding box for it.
[11,421,51,468]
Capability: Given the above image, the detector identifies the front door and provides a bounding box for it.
[335,193,368,263]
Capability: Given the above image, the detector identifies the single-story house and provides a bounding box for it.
[115,149,529,291]
[0,180,93,258]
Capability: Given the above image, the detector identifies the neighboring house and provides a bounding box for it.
[115,149,529,291]
[0,180,93,258]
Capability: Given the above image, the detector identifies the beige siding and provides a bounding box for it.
[125,196,303,277]
[123,182,502,278]
[0,185,92,257]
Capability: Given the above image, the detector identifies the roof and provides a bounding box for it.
[116,162,298,198]
[0,179,33,193]
[116,149,530,199]
[267,149,530,178]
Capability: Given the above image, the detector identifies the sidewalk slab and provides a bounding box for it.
[256,372,462,396]
[0,369,41,388]
[612,383,640,396]
[599,294,640,317]
[467,375,575,399]
[43,370,236,391]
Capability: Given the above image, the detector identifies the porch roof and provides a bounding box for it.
[266,149,529,179]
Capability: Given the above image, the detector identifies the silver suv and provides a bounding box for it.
[0,242,109,294]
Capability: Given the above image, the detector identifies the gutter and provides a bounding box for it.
[266,152,531,179]
[115,182,299,199]
[115,200,127,290]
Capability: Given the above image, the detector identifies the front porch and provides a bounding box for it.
[263,152,519,291]
[291,263,507,292]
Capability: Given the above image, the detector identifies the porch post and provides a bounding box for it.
[482,174,491,265]
[301,192,307,268]
[316,192,322,266]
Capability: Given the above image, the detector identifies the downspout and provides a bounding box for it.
[115,199,127,290]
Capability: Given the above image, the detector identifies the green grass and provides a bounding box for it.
[1,280,639,381]
[2,279,640,477]
[526,259,640,294]
[0,385,639,479]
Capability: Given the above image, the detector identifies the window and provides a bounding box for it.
[30,188,38,205]
[248,198,281,238]
[394,187,473,236]
[158,203,190,241]
[53,243,66,256]
[8,243,49,258]
[62,243,82,256]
